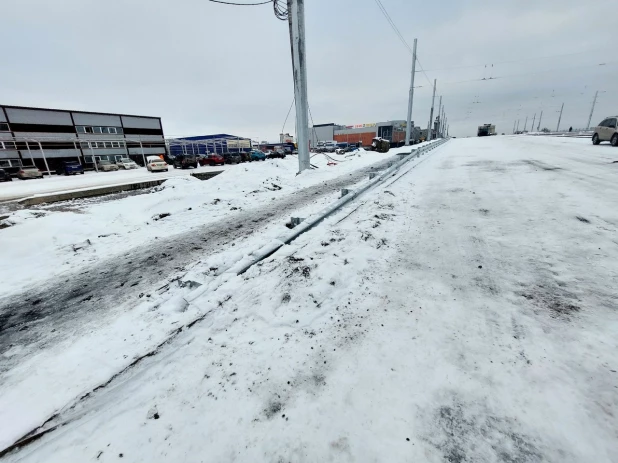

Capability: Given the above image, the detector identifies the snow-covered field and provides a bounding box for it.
[0,163,230,202]
[3,137,618,462]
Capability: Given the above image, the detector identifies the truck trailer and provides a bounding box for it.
[477,124,496,137]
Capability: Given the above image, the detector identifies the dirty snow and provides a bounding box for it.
[4,136,618,462]
[0,150,396,297]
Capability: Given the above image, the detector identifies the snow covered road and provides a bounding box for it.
[3,136,618,462]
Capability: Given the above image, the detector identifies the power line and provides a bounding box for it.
[439,60,617,86]
[372,0,412,53]
[371,0,434,90]
[415,57,433,87]
[273,0,288,20]
[208,0,287,20]
[419,49,604,73]
[208,0,272,5]
[281,97,295,134]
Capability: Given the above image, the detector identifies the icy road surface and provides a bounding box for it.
[4,136,618,462]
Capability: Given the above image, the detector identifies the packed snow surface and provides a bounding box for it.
[2,137,618,462]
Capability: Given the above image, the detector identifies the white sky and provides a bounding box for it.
[1,0,616,138]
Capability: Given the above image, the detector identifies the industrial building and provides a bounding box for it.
[310,120,422,148]
[0,104,166,173]
[168,134,252,157]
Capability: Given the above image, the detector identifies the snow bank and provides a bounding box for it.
[0,153,393,297]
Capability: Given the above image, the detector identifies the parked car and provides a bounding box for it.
[239,152,250,163]
[116,158,139,169]
[199,154,225,166]
[173,153,198,169]
[97,160,119,172]
[0,168,13,182]
[268,149,286,159]
[146,156,169,172]
[56,161,84,176]
[250,150,266,161]
[17,166,44,180]
[592,117,618,146]
[223,152,242,164]
[336,145,357,154]
[323,142,337,153]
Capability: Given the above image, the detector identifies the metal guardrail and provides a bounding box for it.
[228,138,449,275]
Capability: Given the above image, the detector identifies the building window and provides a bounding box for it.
[103,141,112,149]
[85,126,94,133]
[0,141,16,150]
[108,127,117,134]
[117,127,124,134]
[76,126,86,133]
[0,122,10,132]
[92,126,102,134]
[111,141,121,148]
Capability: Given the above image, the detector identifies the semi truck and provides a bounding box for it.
[477,124,496,137]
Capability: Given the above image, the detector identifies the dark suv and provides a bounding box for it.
[56,161,84,176]
[173,154,198,169]
[0,168,12,182]
[223,152,242,164]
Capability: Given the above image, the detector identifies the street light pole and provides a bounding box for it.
[523,116,528,132]
[427,79,437,141]
[531,113,536,133]
[437,95,442,138]
[405,38,417,146]
[512,120,516,134]
[288,0,310,172]
[557,103,564,132]
[587,91,600,130]
[537,110,543,131]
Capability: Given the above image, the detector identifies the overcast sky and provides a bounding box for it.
[1,0,616,138]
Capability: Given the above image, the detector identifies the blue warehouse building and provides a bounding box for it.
[168,134,252,157]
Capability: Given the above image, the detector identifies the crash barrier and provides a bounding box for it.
[228,138,449,275]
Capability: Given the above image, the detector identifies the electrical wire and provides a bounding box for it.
[372,0,412,53]
[371,0,435,90]
[419,49,604,73]
[439,60,617,86]
[207,0,287,21]
[281,97,295,135]
[273,0,288,20]
[208,0,272,5]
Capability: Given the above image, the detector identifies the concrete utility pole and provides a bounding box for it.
[437,96,442,138]
[523,116,528,132]
[556,103,564,132]
[531,114,536,133]
[516,120,520,132]
[537,110,543,131]
[405,38,417,146]
[512,120,516,134]
[288,0,310,172]
[427,79,437,141]
[587,91,599,130]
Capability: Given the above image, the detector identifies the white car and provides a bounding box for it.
[146,157,168,172]
[592,116,618,146]
[97,160,119,172]
[116,158,139,169]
